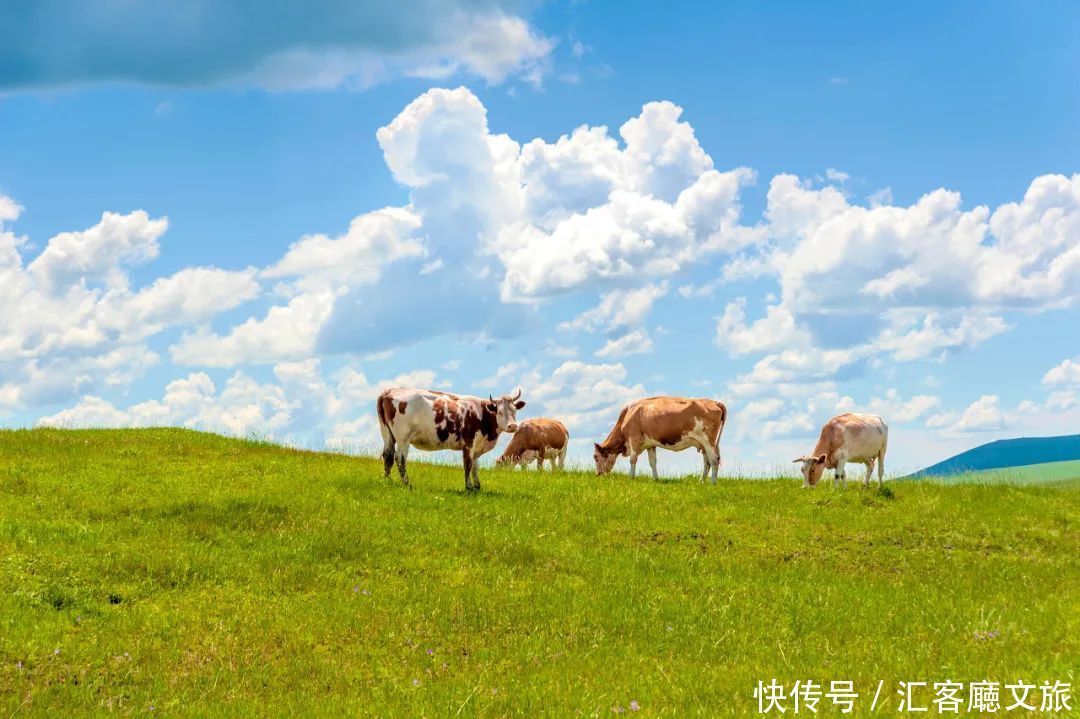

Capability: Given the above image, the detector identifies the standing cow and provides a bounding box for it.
[794,413,888,489]
[593,396,727,482]
[377,388,525,491]
[496,418,569,471]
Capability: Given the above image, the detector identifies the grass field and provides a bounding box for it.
[905,459,1080,486]
[1,429,1077,716]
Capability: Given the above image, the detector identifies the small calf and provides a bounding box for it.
[496,418,569,471]
[794,413,888,489]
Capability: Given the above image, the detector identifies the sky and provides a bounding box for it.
[1,0,1079,475]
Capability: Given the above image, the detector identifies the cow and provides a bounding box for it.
[495,418,569,471]
[376,388,525,491]
[593,396,727,482]
[794,413,888,489]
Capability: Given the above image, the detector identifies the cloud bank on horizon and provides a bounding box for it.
[3,83,1079,471]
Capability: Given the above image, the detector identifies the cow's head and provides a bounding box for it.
[593,443,619,476]
[487,390,525,433]
[793,454,827,487]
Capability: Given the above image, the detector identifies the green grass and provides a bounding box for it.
[1,428,1077,717]
[905,459,1080,486]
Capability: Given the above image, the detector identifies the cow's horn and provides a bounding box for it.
[512,388,522,401]
[489,394,495,403]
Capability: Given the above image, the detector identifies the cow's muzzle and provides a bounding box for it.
[505,423,518,433]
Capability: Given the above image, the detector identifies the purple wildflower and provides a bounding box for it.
[629,700,641,712]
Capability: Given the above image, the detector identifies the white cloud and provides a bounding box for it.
[871,312,1009,362]
[39,371,293,437]
[262,207,423,292]
[0,207,257,410]
[825,168,850,183]
[856,388,941,423]
[927,394,1009,434]
[559,283,668,332]
[170,291,335,367]
[39,360,448,448]
[529,360,646,436]
[769,172,1080,313]
[715,299,808,356]
[0,195,23,223]
[27,211,167,293]
[1043,357,1080,387]
[595,328,653,358]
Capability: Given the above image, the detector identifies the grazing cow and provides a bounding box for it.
[496,418,569,471]
[794,413,888,489]
[593,397,727,482]
[377,388,525,491]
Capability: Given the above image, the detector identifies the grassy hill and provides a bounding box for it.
[1,429,1077,716]
[909,434,1080,478]
[906,459,1080,486]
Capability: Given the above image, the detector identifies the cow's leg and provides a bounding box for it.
[628,452,639,479]
[537,456,544,471]
[834,459,847,488]
[381,432,396,479]
[558,448,567,471]
[702,443,720,484]
[462,448,474,492]
[647,447,659,481]
[863,459,874,488]
[877,450,886,488]
[395,440,410,487]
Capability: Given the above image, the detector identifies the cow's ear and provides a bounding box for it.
[485,402,497,412]
[594,442,602,451]
[514,400,526,410]
[815,454,827,464]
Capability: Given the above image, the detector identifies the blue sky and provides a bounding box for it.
[1,0,1078,474]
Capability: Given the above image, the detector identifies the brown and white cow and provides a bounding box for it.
[377,388,525,491]
[496,418,569,471]
[593,396,727,482]
[794,413,888,489]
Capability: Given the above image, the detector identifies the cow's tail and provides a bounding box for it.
[714,400,728,442]
[376,392,395,448]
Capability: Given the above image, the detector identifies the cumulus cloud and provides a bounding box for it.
[262,207,424,292]
[559,283,668,333]
[1043,357,1080,387]
[769,172,1080,313]
[0,1,554,92]
[528,360,646,437]
[595,328,653,358]
[39,359,448,447]
[927,394,1010,434]
[0,206,257,410]
[715,299,808,356]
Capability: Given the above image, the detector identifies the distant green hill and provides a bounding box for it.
[905,458,1080,486]
[908,434,1080,478]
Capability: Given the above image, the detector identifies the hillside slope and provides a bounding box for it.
[910,433,1080,477]
[912,459,1080,486]
[1,428,1077,717]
